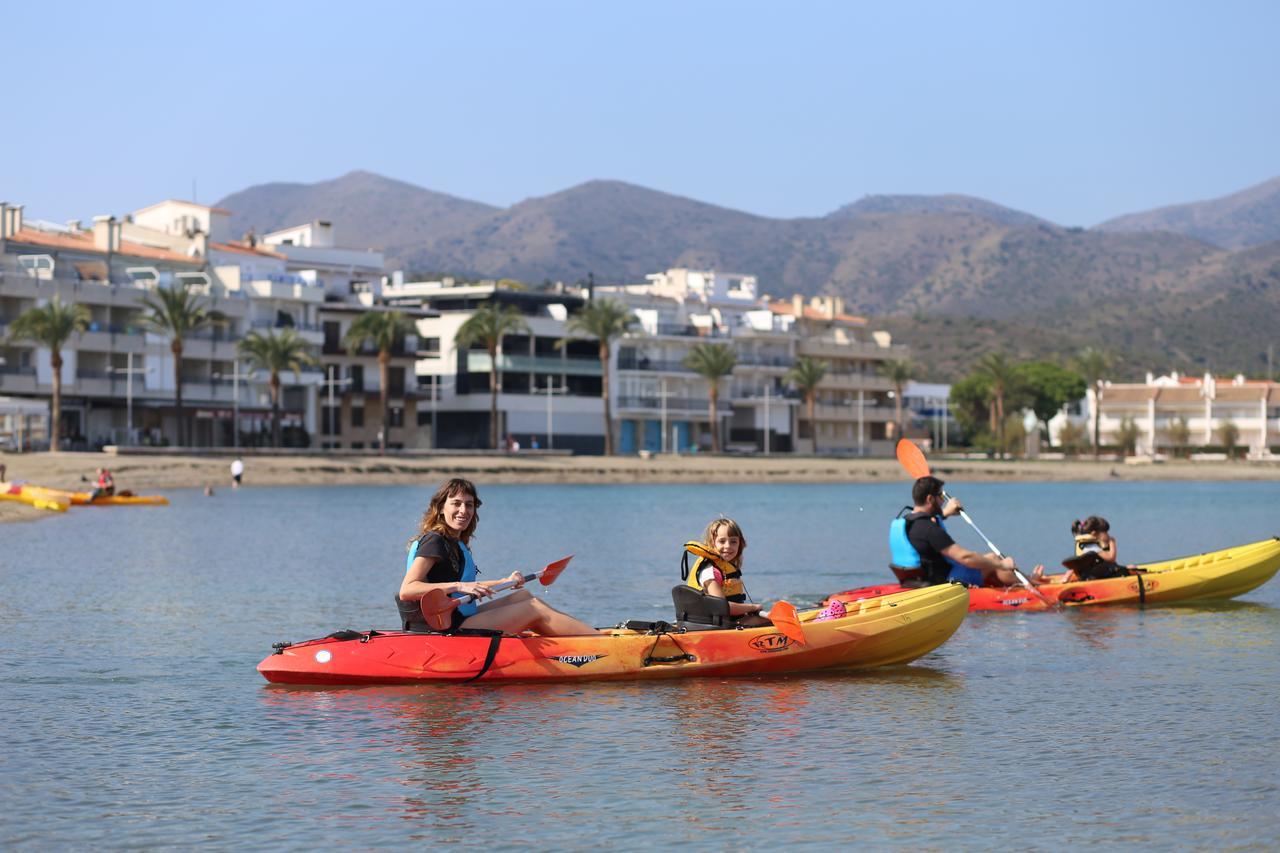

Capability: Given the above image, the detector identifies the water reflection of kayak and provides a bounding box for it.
[258,583,968,685]
[825,537,1280,613]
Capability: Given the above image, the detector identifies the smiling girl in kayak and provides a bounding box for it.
[681,517,770,626]
[1034,515,1133,583]
[397,478,601,636]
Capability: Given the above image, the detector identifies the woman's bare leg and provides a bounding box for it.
[465,589,601,635]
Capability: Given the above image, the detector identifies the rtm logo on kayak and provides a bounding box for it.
[553,654,607,668]
[749,634,792,653]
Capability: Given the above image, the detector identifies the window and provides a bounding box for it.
[418,409,433,426]
[348,365,364,392]
[390,407,404,428]
[321,406,341,435]
[351,407,365,427]
[422,337,441,355]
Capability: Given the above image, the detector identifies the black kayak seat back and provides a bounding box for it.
[671,586,733,630]
[395,596,432,633]
[890,563,927,587]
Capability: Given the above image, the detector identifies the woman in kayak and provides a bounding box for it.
[681,517,770,626]
[397,478,601,635]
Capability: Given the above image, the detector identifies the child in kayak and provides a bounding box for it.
[397,478,601,635]
[681,517,770,626]
[1034,515,1131,582]
[88,468,115,501]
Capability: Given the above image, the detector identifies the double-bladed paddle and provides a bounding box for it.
[766,600,807,645]
[420,555,573,631]
[895,440,1060,610]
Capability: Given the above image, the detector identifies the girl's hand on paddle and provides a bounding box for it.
[458,582,491,598]
[505,571,525,588]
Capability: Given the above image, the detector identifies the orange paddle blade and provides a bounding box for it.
[895,439,932,480]
[539,555,573,586]
[419,588,458,632]
[767,601,806,645]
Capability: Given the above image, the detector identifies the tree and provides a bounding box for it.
[1115,416,1141,456]
[973,352,1020,458]
[139,283,224,447]
[879,359,916,439]
[237,329,318,448]
[1057,420,1089,456]
[1219,419,1240,459]
[453,303,529,450]
[948,373,993,445]
[1168,417,1191,459]
[1015,361,1087,436]
[683,342,737,453]
[1072,347,1113,460]
[343,310,419,454]
[8,296,90,452]
[563,299,635,456]
[785,356,827,454]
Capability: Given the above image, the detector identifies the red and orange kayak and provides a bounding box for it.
[825,537,1280,612]
[258,583,969,685]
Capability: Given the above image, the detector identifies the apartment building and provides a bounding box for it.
[1088,372,1280,456]
[384,280,604,451]
[0,200,355,448]
[771,295,908,456]
[598,269,799,454]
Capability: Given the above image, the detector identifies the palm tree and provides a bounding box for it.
[139,283,223,447]
[879,358,917,439]
[974,352,1018,458]
[683,342,737,454]
[786,356,827,454]
[8,297,90,452]
[1072,347,1113,460]
[343,310,419,454]
[454,303,529,450]
[563,299,635,455]
[237,329,318,448]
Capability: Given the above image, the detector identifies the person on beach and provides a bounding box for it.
[88,467,115,501]
[1034,515,1132,583]
[397,478,601,635]
[894,476,1037,587]
[680,516,771,626]
[230,457,244,488]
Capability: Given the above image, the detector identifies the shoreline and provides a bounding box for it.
[3,450,1278,523]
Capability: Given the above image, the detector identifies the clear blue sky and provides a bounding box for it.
[4,0,1278,227]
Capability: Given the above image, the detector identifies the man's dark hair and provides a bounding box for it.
[912,476,945,505]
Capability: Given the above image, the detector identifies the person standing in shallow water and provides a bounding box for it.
[397,478,601,635]
[230,457,244,488]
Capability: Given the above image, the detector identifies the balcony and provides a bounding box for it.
[799,339,910,361]
[812,402,896,422]
[0,365,38,394]
[244,277,325,303]
[617,395,731,416]
[616,355,693,374]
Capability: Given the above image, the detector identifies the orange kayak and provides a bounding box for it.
[9,482,169,506]
[0,482,70,512]
[258,583,969,685]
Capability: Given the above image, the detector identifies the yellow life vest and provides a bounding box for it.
[681,541,746,601]
[1074,534,1102,556]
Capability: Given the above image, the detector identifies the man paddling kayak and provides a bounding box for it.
[895,476,1039,587]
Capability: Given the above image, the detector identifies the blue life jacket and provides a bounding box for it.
[407,534,479,617]
[889,511,964,584]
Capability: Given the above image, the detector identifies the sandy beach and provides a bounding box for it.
[3,448,1278,524]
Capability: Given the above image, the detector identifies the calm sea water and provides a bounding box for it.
[3,480,1279,849]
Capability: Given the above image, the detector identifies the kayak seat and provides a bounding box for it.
[889,564,929,588]
[394,596,432,633]
[671,586,733,630]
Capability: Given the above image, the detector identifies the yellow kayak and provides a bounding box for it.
[0,483,70,512]
[10,482,169,507]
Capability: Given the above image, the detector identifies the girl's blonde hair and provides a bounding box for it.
[416,478,482,544]
[702,517,746,568]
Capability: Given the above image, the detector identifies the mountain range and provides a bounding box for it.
[218,171,1280,380]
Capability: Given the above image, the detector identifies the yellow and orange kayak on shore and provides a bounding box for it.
[259,583,969,685]
[0,483,70,512]
[1,479,167,504]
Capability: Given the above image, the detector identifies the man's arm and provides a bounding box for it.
[941,543,1012,573]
